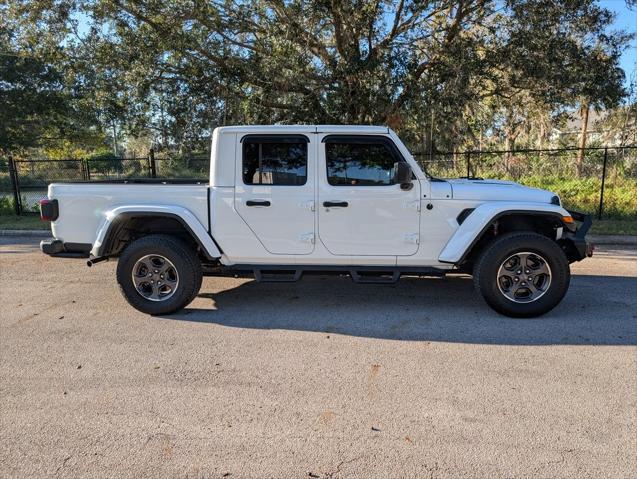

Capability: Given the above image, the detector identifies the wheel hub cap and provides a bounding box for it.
[132,254,179,302]
[497,251,552,303]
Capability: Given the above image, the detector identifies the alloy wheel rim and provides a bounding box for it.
[131,254,179,302]
[496,251,552,303]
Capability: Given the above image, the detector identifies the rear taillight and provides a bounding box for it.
[40,199,59,221]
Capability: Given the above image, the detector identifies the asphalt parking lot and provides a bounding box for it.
[0,237,635,478]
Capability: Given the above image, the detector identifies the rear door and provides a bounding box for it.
[317,135,421,256]
[234,134,315,255]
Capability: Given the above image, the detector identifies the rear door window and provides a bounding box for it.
[243,137,308,185]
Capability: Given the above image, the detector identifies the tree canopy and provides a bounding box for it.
[1,0,634,155]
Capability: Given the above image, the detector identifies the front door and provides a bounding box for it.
[318,135,421,256]
[234,134,315,255]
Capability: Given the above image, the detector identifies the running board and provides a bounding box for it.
[349,270,401,284]
[222,264,450,281]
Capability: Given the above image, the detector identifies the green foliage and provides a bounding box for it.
[518,176,637,219]
[0,196,15,215]
[0,21,106,156]
[0,214,50,230]
[590,219,637,235]
[3,0,632,155]
[0,27,69,153]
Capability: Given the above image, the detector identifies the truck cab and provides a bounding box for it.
[210,126,436,264]
[41,125,592,317]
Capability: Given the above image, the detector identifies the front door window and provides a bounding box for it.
[318,135,421,256]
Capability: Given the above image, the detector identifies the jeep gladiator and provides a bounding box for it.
[40,125,593,317]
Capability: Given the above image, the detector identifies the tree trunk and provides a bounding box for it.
[504,133,515,173]
[111,121,116,156]
[576,102,590,176]
[505,135,514,153]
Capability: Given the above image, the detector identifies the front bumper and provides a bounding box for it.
[41,238,92,258]
[570,235,595,260]
[562,210,594,262]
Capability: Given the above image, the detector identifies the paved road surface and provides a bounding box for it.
[1,237,635,478]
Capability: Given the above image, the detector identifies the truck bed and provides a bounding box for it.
[48,183,210,246]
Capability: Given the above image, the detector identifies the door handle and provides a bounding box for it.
[246,200,271,207]
[323,201,348,208]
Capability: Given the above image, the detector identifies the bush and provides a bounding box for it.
[514,176,637,219]
[0,196,15,215]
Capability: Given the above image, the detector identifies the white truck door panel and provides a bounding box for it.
[234,134,315,255]
[318,135,421,256]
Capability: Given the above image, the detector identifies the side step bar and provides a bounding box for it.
[349,270,400,284]
[254,269,303,282]
[253,269,406,284]
[233,265,449,283]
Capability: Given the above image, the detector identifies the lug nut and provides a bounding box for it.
[514,277,519,282]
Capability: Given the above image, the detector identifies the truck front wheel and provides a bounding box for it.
[473,232,570,318]
[116,234,203,315]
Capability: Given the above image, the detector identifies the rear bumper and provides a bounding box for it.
[40,238,92,258]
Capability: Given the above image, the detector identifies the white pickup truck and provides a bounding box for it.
[40,125,592,317]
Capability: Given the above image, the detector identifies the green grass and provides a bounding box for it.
[590,219,637,236]
[0,214,50,230]
[517,176,637,235]
[497,175,637,220]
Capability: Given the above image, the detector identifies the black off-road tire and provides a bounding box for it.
[116,234,203,315]
[473,232,570,318]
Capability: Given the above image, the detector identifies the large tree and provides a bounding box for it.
[0,26,71,153]
[0,2,106,156]
[3,0,633,154]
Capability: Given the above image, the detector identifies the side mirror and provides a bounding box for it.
[395,162,413,190]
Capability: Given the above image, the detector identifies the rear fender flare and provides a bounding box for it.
[438,202,570,264]
[91,205,221,259]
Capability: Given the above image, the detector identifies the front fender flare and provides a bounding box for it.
[91,204,222,259]
[438,202,570,264]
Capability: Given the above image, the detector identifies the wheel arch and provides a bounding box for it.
[439,203,571,267]
[91,206,222,260]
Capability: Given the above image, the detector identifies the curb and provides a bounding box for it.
[1,230,636,245]
[0,229,50,237]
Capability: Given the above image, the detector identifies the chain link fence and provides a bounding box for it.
[414,146,637,219]
[0,153,208,214]
[2,146,636,220]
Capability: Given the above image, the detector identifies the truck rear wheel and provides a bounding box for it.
[473,232,570,318]
[116,234,203,315]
